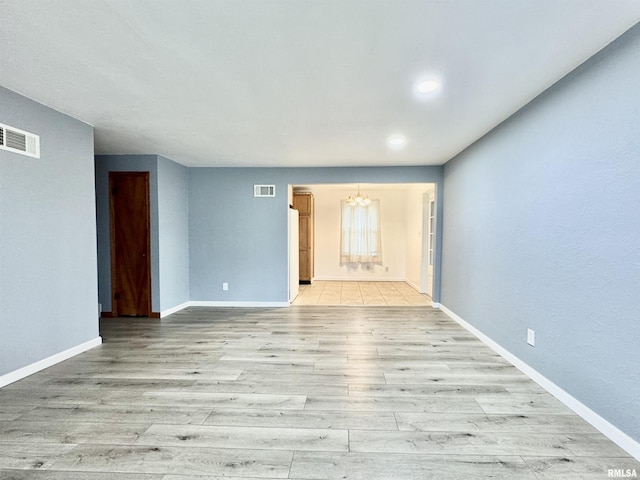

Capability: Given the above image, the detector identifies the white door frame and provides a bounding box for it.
[420,190,436,296]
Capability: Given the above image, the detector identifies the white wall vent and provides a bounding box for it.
[0,123,40,158]
[254,184,276,197]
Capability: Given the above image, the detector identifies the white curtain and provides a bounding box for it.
[340,199,382,264]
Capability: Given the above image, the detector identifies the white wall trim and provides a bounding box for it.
[313,276,407,282]
[406,279,422,293]
[0,337,102,389]
[431,302,440,309]
[160,301,191,318]
[159,300,301,319]
[190,301,289,308]
[439,304,640,461]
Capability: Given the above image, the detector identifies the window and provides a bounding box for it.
[340,199,382,263]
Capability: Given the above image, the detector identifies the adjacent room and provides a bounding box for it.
[290,183,436,305]
[0,1,639,478]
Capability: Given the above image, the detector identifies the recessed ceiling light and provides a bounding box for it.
[415,78,440,95]
[387,134,407,150]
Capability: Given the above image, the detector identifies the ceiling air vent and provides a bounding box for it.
[254,185,275,197]
[0,123,40,158]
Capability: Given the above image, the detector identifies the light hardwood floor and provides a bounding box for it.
[293,281,432,306]
[0,306,637,479]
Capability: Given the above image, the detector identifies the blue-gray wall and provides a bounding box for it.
[95,154,190,314]
[189,166,443,302]
[0,86,99,376]
[158,155,190,310]
[441,24,640,441]
[96,162,442,306]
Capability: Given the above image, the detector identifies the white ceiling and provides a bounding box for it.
[1,1,638,167]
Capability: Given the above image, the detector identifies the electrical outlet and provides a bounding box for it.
[527,328,535,347]
[223,282,229,291]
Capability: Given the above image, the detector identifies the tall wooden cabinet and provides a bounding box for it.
[293,192,314,284]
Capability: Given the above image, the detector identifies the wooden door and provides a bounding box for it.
[295,194,311,215]
[109,172,152,317]
[298,215,311,281]
[293,192,314,283]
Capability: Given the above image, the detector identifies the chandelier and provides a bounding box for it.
[347,185,371,206]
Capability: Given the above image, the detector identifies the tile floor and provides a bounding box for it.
[293,281,432,306]
[0,305,637,479]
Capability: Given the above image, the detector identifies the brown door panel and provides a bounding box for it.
[109,172,152,317]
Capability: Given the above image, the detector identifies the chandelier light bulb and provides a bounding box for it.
[347,185,370,207]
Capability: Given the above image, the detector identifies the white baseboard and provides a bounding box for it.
[406,279,422,293]
[160,301,191,318]
[158,300,295,318]
[0,337,102,389]
[313,276,407,282]
[107,300,292,320]
[439,304,640,461]
[189,301,289,308]
[431,302,440,309]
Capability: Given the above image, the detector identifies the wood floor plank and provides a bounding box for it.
[314,363,453,374]
[0,405,34,421]
[112,391,308,410]
[50,444,293,477]
[82,369,243,381]
[395,412,599,434]
[162,477,288,480]
[564,435,635,457]
[349,429,578,456]
[522,456,640,479]
[202,408,398,430]
[135,424,349,452]
[239,371,386,385]
[0,443,77,470]
[348,383,508,397]
[18,405,212,425]
[215,361,315,373]
[474,394,574,415]
[384,372,532,385]
[289,451,540,480]
[304,395,485,413]
[0,420,149,445]
[220,353,348,365]
[0,388,105,406]
[39,378,200,391]
[0,470,163,480]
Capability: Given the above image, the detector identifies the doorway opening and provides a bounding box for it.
[288,183,437,304]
